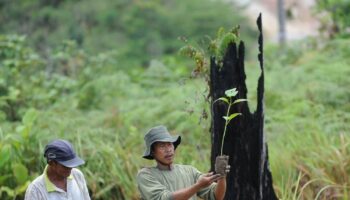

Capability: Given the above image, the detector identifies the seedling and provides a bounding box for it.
[213,88,247,155]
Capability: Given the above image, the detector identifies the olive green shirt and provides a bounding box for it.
[137,164,217,200]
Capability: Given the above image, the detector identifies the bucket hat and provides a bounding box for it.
[143,125,181,160]
[44,139,85,168]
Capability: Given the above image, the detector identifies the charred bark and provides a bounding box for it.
[209,14,277,200]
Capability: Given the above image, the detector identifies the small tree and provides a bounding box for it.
[213,88,246,156]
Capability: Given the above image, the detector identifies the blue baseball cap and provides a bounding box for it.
[44,139,85,168]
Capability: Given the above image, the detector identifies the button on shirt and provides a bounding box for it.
[25,166,90,200]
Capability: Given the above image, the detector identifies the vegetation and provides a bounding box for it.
[213,88,246,156]
[179,26,241,76]
[0,0,252,67]
[314,0,350,38]
[0,0,349,199]
[264,38,350,199]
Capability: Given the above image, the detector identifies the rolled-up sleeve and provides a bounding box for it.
[191,167,217,200]
[137,169,173,200]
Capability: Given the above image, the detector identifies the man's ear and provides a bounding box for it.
[47,160,55,165]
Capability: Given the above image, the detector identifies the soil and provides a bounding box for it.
[215,155,229,176]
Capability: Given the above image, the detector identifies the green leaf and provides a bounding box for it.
[0,145,11,168]
[178,45,196,58]
[12,163,28,185]
[225,88,238,97]
[233,99,247,104]
[0,111,6,122]
[0,186,15,197]
[0,174,11,185]
[217,27,226,38]
[223,113,241,122]
[15,125,25,134]
[218,33,238,56]
[22,108,38,126]
[15,181,31,194]
[214,97,229,104]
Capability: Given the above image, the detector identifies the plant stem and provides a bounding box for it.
[220,98,232,156]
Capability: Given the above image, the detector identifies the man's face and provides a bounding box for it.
[51,161,72,178]
[152,142,175,166]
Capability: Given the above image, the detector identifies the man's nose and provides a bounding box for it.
[165,145,172,152]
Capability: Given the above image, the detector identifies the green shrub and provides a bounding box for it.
[0,109,41,199]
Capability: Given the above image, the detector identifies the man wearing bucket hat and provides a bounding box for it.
[25,139,90,200]
[137,125,230,200]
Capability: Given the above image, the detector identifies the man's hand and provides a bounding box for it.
[172,172,221,200]
[215,155,230,177]
[196,172,221,188]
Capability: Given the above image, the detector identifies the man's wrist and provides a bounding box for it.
[193,182,202,190]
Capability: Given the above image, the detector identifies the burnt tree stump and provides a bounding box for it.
[209,14,277,200]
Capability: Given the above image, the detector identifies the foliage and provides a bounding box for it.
[178,26,240,76]
[1,34,350,199]
[0,34,123,122]
[314,0,350,37]
[0,109,40,199]
[0,35,44,121]
[21,71,211,199]
[264,37,350,199]
[0,0,251,66]
[0,2,349,199]
[213,88,246,155]
[0,34,213,199]
[0,35,81,121]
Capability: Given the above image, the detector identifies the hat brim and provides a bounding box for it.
[143,135,181,160]
[57,156,85,168]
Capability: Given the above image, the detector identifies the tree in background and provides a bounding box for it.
[0,0,253,66]
[315,0,350,38]
[277,0,286,46]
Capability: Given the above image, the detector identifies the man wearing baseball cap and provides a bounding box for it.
[25,139,90,200]
[137,125,230,200]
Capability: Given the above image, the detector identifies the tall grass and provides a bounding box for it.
[266,38,350,199]
[271,131,350,199]
[1,37,349,199]
[4,68,212,199]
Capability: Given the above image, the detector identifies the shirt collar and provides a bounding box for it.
[156,163,174,170]
[44,165,73,192]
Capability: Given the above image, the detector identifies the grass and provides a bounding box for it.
[266,38,350,199]
[0,37,349,199]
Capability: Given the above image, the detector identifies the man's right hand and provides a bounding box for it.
[196,172,221,188]
[171,172,221,200]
